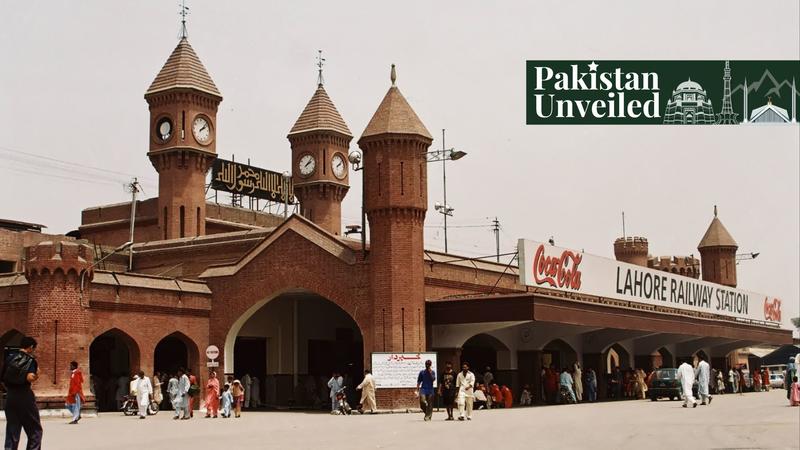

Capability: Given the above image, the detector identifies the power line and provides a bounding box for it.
[0,145,156,183]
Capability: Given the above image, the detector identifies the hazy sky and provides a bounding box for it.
[1,1,798,329]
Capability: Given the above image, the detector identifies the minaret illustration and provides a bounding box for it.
[793,78,797,123]
[716,61,739,124]
[742,78,748,123]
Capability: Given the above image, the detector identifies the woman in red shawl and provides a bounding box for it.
[204,371,220,418]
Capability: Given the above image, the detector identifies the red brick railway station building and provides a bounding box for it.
[0,36,791,410]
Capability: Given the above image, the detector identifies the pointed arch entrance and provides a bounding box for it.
[460,333,510,384]
[89,328,141,411]
[541,339,578,371]
[225,290,364,408]
[154,332,200,378]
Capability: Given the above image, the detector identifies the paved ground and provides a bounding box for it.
[3,390,799,449]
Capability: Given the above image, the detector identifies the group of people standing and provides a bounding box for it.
[541,363,598,404]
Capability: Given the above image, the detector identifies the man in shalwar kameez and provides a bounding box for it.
[356,369,377,413]
[695,355,712,405]
[677,361,697,408]
[173,369,191,419]
[135,371,153,419]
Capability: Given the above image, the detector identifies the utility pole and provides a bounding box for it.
[126,178,141,271]
[492,217,500,262]
[441,129,449,253]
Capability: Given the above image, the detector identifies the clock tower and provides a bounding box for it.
[287,80,352,236]
[145,37,222,240]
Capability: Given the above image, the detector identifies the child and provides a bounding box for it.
[231,380,244,418]
[790,376,799,407]
[220,383,233,418]
[520,384,532,406]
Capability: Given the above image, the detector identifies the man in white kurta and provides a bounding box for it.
[677,362,697,408]
[456,363,476,420]
[135,371,153,418]
[242,373,252,409]
[695,357,712,405]
[173,369,191,419]
[356,370,377,413]
[573,363,583,402]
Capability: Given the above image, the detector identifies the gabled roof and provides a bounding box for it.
[749,101,790,123]
[360,84,432,140]
[145,38,221,98]
[698,214,738,249]
[288,85,352,137]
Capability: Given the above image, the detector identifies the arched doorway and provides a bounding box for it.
[461,333,509,385]
[603,343,631,400]
[228,291,364,409]
[154,332,199,377]
[651,347,674,369]
[89,329,140,412]
[542,339,578,371]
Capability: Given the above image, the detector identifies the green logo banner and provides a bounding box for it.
[526,60,800,125]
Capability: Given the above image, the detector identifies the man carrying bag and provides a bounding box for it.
[2,336,43,450]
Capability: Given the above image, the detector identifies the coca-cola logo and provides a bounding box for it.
[764,297,782,322]
[532,244,583,290]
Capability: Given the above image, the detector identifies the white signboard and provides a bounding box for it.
[517,239,785,327]
[371,352,438,388]
[206,345,219,361]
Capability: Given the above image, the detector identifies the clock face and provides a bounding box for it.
[331,154,346,179]
[192,116,211,144]
[156,118,172,141]
[298,154,316,176]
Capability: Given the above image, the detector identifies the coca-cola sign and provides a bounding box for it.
[517,238,786,327]
[532,244,583,290]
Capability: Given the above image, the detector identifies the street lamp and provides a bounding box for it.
[425,129,468,254]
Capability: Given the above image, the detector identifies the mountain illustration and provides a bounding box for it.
[731,68,799,101]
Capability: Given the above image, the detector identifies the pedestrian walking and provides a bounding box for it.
[416,360,436,421]
[737,368,745,395]
[220,383,233,417]
[573,363,583,402]
[695,355,712,405]
[763,368,771,391]
[242,373,252,409]
[559,367,576,403]
[167,373,179,410]
[356,369,376,413]
[789,376,799,406]
[716,370,725,394]
[205,371,220,418]
[250,375,260,408]
[586,368,597,402]
[2,336,43,450]
[677,361,697,408]
[327,371,343,413]
[65,361,85,424]
[135,370,153,419]
[456,362,475,421]
[187,369,198,417]
[231,379,244,418]
[173,368,191,420]
[438,362,457,419]
[152,372,163,408]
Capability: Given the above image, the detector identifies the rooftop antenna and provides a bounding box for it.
[316,50,325,86]
[179,0,190,39]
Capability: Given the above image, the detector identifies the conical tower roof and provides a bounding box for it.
[698,207,738,249]
[360,66,432,140]
[145,38,221,98]
[288,84,352,137]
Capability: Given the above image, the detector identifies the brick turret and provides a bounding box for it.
[24,240,94,401]
[359,66,432,408]
[698,206,738,287]
[614,236,649,267]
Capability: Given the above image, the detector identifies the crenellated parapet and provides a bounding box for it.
[24,240,94,280]
[613,236,649,267]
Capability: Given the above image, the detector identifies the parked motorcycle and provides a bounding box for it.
[335,387,352,415]
[121,395,160,416]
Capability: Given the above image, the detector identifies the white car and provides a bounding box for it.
[769,373,784,389]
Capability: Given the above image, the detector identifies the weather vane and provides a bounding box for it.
[316,50,325,86]
[179,0,190,39]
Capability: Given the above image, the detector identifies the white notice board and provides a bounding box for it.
[371,352,438,388]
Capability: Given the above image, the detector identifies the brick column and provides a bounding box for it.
[25,241,93,406]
